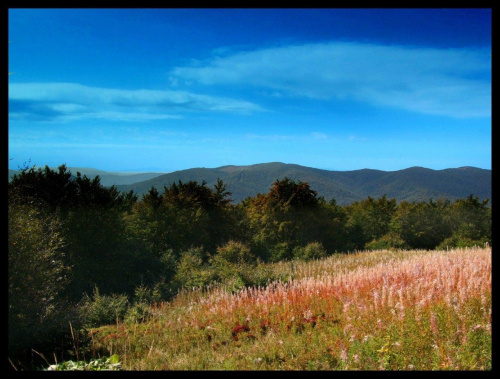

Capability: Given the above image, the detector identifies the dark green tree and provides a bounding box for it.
[8,164,160,300]
[8,202,74,358]
[344,195,397,250]
[126,187,173,258]
[438,194,491,248]
[161,179,236,255]
[244,178,343,261]
[390,199,452,250]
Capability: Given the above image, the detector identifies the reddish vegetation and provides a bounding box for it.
[93,247,491,370]
[232,323,250,341]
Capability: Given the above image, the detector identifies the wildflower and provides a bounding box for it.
[340,347,348,362]
[353,354,359,364]
[343,324,352,334]
[430,312,439,336]
[303,309,313,319]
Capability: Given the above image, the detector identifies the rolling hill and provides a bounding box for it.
[8,167,166,187]
[112,162,491,205]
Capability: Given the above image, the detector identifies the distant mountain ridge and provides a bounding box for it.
[9,162,491,205]
[8,167,166,187]
[113,162,491,205]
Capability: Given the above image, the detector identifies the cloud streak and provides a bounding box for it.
[8,82,264,122]
[170,42,491,118]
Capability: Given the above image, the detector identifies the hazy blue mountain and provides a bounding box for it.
[8,167,166,187]
[113,162,491,205]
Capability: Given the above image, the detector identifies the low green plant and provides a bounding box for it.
[46,354,122,371]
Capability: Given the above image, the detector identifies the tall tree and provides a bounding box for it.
[244,177,342,261]
[344,195,397,250]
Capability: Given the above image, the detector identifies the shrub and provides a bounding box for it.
[172,247,217,290]
[125,302,154,324]
[293,242,327,261]
[215,240,256,264]
[365,232,408,250]
[437,234,490,250]
[269,242,295,262]
[124,283,163,323]
[159,249,178,280]
[77,287,129,329]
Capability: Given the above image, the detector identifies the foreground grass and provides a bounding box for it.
[90,247,491,370]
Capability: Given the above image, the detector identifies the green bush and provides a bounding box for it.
[365,233,408,250]
[293,241,327,261]
[172,247,218,290]
[269,242,295,262]
[77,287,129,329]
[215,240,256,264]
[125,302,154,324]
[240,261,289,287]
[123,283,163,323]
[159,249,178,280]
[437,234,490,250]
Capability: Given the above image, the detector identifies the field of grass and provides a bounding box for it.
[88,246,491,370]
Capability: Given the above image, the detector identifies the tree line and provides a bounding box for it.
[8,164,491,366]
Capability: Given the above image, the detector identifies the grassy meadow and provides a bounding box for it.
[86,246,491,370]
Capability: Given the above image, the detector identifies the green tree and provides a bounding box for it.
[344,195,397,250]
[438,195,491,248]
[244,178,342,261]
[160,179,235,255]
[8,203,74,356]
[452,195,491,241]
[9,164,161,300]
[126,187,173,258]
[390,199,452,250]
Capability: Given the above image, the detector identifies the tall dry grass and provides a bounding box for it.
[90,247,491,370]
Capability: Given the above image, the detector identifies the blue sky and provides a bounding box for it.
[8,8,491,173]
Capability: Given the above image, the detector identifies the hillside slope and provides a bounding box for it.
[8,167,165,187]
[114,162,491,205]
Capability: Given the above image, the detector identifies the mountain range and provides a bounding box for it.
[8,167,165,187]
[9,162,491,205]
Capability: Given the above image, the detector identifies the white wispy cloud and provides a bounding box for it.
[170,42,491,118]
[8,82,264,122]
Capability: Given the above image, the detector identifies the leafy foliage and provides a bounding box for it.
[46,354,122,371]
[293,241,328,261]
[77,288,130,329]
[390,199,453,250]
[8,203,74,355]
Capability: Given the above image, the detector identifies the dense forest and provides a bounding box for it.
[8,164,491,368]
